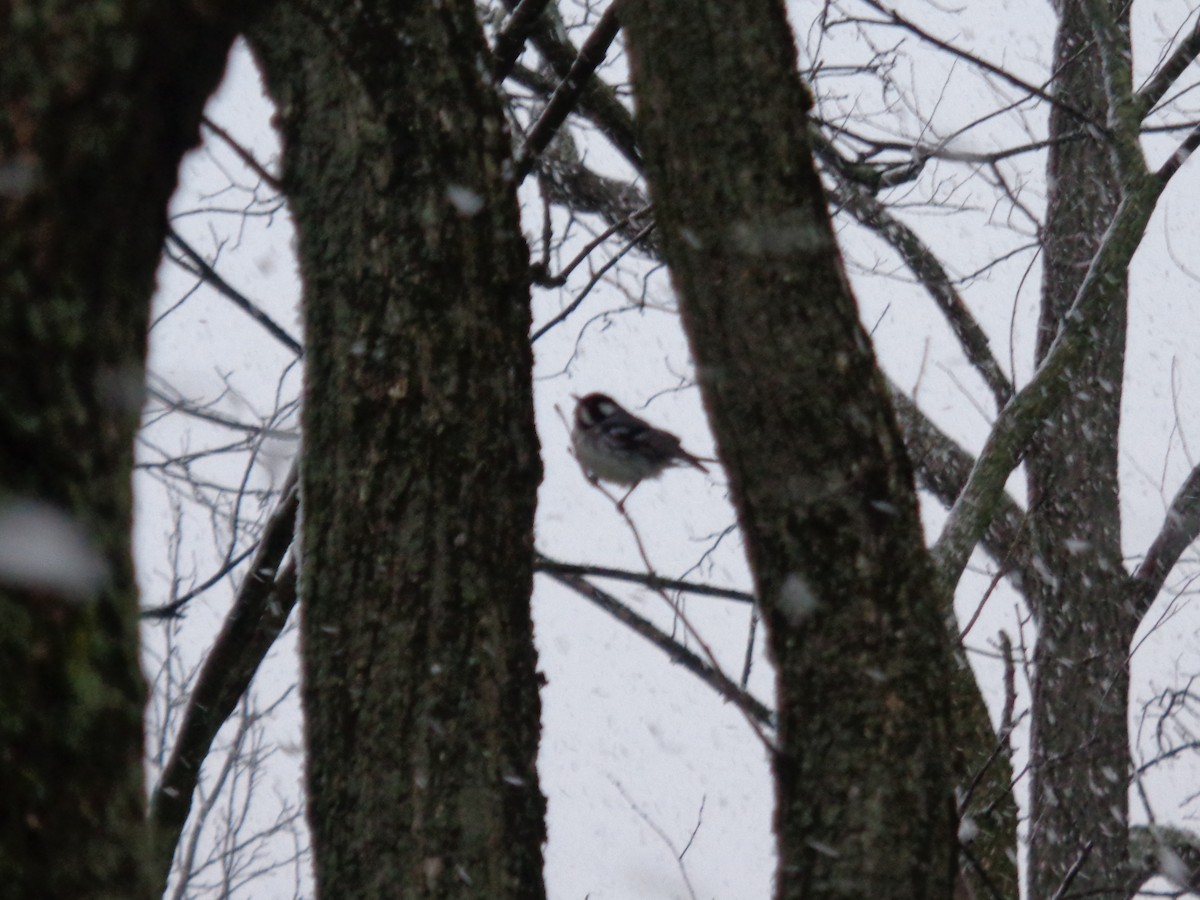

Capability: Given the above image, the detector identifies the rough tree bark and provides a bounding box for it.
[0,3,242,896]
[620,2,957,898]
[1026,3,1134,897]
[249,1,548,897]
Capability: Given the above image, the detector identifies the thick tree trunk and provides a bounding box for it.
[0,4,240,896]
[1026,2,1135,897]
[621,3,956,898]
[250,3,547,897]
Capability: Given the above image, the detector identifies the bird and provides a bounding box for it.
[571,393,711,507]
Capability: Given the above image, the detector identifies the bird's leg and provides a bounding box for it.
[616,481,641,512]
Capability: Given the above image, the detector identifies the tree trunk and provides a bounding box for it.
[1025,2,1135,897]
[0,4,240,896]
[620,3,957,898]
[250,2,548,897]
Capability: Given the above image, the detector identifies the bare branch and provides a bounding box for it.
[609,778,699,900]
[530,218,654,342]
[1156,121,1200,185]
[504,0,639,165]
[932,188,1158,587]
[148,466,299,882]
[888,388,1031,586]
[818,135,1014,408]
[535,553,755,604]
[538,565,774,728]
[145,383,299,441]
[165,228,303,357]
[860,0,1107,134]
[515,3,623,180]
[1049,841,1093,900]
[141,543,259,621]
[1131,461,1200,615]
[532,202,651,287]
[812,116,1083,168]
[492,0,555,82]
[200,116,283,193]
[1136,12,1200,119]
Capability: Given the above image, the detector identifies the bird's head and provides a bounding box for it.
[573,393,621,428]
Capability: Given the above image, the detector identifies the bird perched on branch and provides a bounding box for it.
[571,393,712,508]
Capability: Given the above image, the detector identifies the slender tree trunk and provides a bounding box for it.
[250,2,548,897]
[0,4,240,896]
[1026,2,1135,897]
[621,3,956,898]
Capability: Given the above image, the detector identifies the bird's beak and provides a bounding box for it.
[571,393,582,401]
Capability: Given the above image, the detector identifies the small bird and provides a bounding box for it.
[571,393,711,507]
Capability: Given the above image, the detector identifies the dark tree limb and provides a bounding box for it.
[515,3,622,180]
[1024,5,1144,895]
[931,188,1157,588]
[888,389,1034,597]
[492,0,555,82]
[503,0,640,164]
[1130,461,1200,615]
[139,541,259,620]
[147,466,298,882]
[200,115,284,192]
[165,227,303,357]
[1135,12,1200,118]
[250,0,549,892]
[536,554,754,604]
[621,2,958,895]
[1156,120,1200,185]
[539,566,773,727]
[820,143,1013,409]
[0,3,253,895]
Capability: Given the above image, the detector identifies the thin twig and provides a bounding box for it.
[959,556,1019,643]
[600,483,777,752]
[531,220,655,342]
[1131,459,1200,616]
[609,778,698,900]
[860,0,1106,134]
[141,543,259,620]
[740,605,759,690]
[534,204,652,287]
[679,795,706,861]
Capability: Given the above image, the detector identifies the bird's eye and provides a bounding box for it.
[597,400,617,416]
